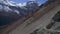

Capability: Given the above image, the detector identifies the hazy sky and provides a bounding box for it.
[9,0,48,3]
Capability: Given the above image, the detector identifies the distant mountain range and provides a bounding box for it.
[0,0,39,26]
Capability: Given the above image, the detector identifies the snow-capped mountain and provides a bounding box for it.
[26,1,38,12]
[0,0,39,26]
[0,0,39,18]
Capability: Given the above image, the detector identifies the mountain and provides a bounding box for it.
[26,1,38,11]
[0,0,21,26]
[0,0,39,26]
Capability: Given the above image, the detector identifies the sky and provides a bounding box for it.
[9,0,48,4]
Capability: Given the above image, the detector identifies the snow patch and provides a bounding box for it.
[17,3,26,7]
